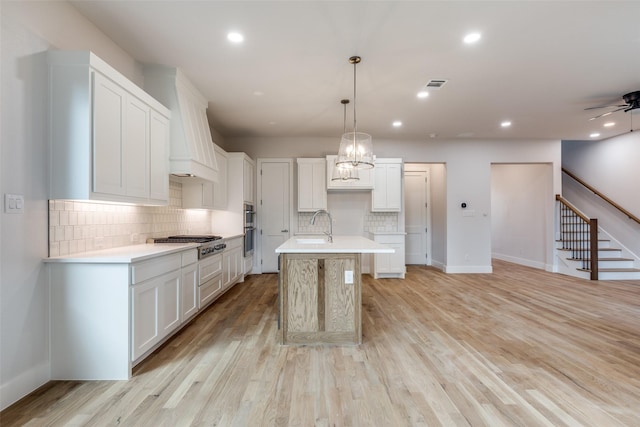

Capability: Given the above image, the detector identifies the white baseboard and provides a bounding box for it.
[0,361,50,411]
[444,265,493,274]
[492,253,546,270]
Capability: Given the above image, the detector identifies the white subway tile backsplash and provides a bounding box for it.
[48,180,214,256]
[297,211,399,234]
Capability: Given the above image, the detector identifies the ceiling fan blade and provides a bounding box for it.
[588,107,628,120]
[584,103,627,111]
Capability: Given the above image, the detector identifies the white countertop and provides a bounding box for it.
[276,235,395,254]
[44,243,199,264]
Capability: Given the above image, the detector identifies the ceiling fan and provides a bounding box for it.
[585,90,640,120]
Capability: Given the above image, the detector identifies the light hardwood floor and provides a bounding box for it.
[2,260,640,426]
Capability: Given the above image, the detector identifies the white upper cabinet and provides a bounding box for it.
[297,158,327,211]
[143,66,218,183]
[182,143,228,210]
[371,159,403,212]
[48,51,170,205]
[326,155,374,190]
[243,156,255,204]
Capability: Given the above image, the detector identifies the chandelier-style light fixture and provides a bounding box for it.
[336,56,374,170]
[332,99,359,181]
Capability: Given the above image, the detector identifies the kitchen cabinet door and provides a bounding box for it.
[158,271,181,338]
[149,110,170,203]
[131,269,181,361]
[371,160,403,212]
[243,157,255,203]
[181,262,198,323]
[124,94,150,199]
[212,146,228,209]
[370,233,406,279]
[182,144,228,210]
[297,158,327,211]
[131,275,161,361]
[93,72,126,196]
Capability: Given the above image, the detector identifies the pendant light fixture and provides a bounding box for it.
[332,99,359,181]
[336,56,374,169]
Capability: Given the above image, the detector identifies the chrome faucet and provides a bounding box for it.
[310,209,333,243]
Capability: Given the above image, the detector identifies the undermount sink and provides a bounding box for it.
[296,238,328,244]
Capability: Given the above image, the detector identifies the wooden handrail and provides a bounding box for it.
[555,194,589,222]
[562,168,640,225]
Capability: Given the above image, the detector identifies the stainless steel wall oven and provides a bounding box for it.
[243,203,255,257]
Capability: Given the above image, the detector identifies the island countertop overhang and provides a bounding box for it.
[275,235,395,254]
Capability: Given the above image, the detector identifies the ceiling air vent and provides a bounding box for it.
[425,79,448,89]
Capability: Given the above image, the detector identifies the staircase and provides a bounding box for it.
[555,232,640,280]
[555,195,640,281]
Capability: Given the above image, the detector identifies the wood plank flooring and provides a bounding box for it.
[2,260,640,426]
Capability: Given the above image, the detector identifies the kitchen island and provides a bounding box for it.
[275,236,393,345]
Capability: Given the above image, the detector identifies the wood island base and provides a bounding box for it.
[278,253,361,345]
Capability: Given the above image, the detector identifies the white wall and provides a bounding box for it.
[562,132,640,259]
[563,133,640,217]
[227,136,562,273]
[491,164,554,270]
[0,1,142,410]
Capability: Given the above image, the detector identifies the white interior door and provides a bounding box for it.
[258,160,292,273]
[404,170,430,265]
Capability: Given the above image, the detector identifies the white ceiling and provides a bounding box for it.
[70,0,640,142]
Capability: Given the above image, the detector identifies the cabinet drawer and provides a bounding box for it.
[181,249,198,266]
[131,253,181,284]
[225,237,242,249]
[199,253,222,283]
[199,274,223,309]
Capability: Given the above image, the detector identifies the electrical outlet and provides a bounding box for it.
[344,270,354,284]
[131,233,139,243]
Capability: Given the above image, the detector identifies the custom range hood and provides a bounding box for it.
[144,65,218,183]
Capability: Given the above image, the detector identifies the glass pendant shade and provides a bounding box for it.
[336,131,374,169]
[331,159,359,181]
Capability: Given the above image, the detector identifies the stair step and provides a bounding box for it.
[577,268,640,280]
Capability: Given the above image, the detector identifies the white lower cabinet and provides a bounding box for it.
[198,253,223,309]
[131,252,183,362]
[181,250,199,322]
[49,247,199,380]
[131,269,180,361]
[369,233,406,279]
[223,237,243,289]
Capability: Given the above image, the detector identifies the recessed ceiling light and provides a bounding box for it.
[253,91,264,96]
[501,121,512,128]
[590,133,600,138]
[227,32,244,43]
[464,32,481,44]
[392,121,402,127]
[603,122,615,127]
[417,91,429,99]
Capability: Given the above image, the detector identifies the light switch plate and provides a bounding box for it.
[4,193,24,214]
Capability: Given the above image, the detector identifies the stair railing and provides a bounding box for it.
[563,168,640,226]
[556,195,599,280]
